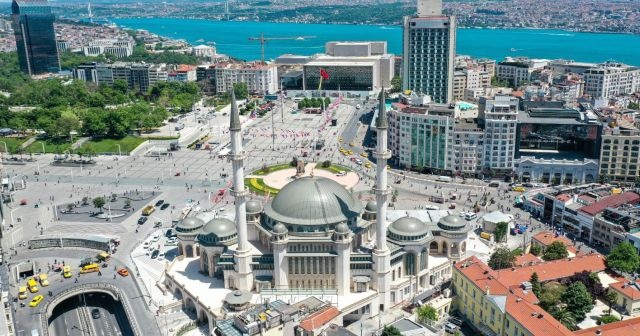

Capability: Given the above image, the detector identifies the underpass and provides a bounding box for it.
[49,292,133,336]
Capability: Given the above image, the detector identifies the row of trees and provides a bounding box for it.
[297,97,331,110]
[488,242,570,270]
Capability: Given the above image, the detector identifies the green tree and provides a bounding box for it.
[416,305,438,324]
[381,326,402,336]
[321,160,331,168]
[494,221,508,243]
[233,82,249,99]
[561,282,593,322]
[607,242,640,274]
[538,283,566,310]
[530,272,542,297]
[488,247,516,270]
[605,290,618,315]
[628,101,640,110]
[542,241,569,261]
[324,97,331,107]
[390,75,401,93]
[550,306,577,331]
[597,315,620,325]
[92,197,106,211]
[530,244,542,256]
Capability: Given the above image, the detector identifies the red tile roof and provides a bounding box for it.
[495,254,606,287]
[532,231,574,248]
[454,256,509,296]
[514,253,542,267]
[609,281,640,300]
[574,317,640,336]
[505,294,573,336]
[298,306,340,332]
[579,192,640,216]
[577,194,597,205]
[556,194,571,202]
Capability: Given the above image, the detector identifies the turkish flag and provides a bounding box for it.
[320,68,330,80]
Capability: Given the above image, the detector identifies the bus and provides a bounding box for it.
[436,176,452,182]
[80,263,100,274]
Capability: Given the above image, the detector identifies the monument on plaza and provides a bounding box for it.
[295,159,305,177]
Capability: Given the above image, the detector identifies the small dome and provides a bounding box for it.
[198,218,237,246]
[335,223,350,234]
[176,217,204,233]
[246,200,263,214]
[272,223,288,234]
[365,201,377,212]
[389,217,429,236]
[438,215,467,231]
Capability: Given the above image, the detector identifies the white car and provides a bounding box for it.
[143,241,150,249]
[424,205,440,210]
[464,213,478,221]
[157,252,165,261]
[335,171,347,177]
[356,104,361,109]
[151,235,160,243]
[355,159,363,165]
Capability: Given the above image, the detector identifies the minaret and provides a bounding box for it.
[229,90,253,291]
[372,90,392,311]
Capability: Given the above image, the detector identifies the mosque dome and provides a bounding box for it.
[272,223,288,234]
[335,223,351,234]
[437,215,467,231]
[198,218,237,246]
[387,216,431,241]
[365,201,378,212]
[263,176,362,230]
[246,200,263,214]
[176,217,205,234]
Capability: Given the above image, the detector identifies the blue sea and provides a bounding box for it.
[112,18,640,65]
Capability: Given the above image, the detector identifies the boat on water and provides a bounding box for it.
[196,39,205,43]
[296,37,305,40]
[510,48,518,52]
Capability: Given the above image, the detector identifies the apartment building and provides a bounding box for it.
[449,121,484,177]
[452,69,491,101]
[83,38,134,58]
[196,62,278,95]
[600,128,640,183]
[583,62,640,99]
[495,58,549,87]
[479,95,519,175]
[74,62,167,92]
[592,201,640,251]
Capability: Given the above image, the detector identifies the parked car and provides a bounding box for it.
[160,203,170,210]
[155,200,165,207]
[151,250,160,259]
[444,323,458,334]
[117,268,129,277]
[137,217,147,225]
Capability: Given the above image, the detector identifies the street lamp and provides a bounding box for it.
[38,141,45,154]
[116,144,122,156]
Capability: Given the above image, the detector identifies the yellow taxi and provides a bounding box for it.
[512,186,526,192]
[39,274,49,287]
[364,162,372,168]
[27,278,39,293]
[349,142,355,147]
[360,152,368,158]
[63,266,72,278]
[18,286,28,300]
[347,150,353,155]
[339,137,343,143]
[29,295,44,307]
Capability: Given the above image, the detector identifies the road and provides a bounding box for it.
[50,292,130,336]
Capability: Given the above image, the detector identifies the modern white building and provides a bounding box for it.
[449,121,485,177]
[191,44,216,58]
[495,57,549,87]
[82,38,134,58]
[479,95,519,175]
[165,92,471,331]
[276,41,395,95]
[583,62,640,99]
[402,0,456,103]
[212,62,278,94]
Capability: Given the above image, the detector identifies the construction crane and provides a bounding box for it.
[248,33,316,64]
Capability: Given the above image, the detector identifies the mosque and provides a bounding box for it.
[166,91,471,327]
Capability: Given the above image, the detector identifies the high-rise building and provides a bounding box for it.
[11,0,59,75]
[402,0,456,103]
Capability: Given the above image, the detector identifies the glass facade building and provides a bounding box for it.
[402,15,456,104]
[304,65,373,91]
[12,0,60,75]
